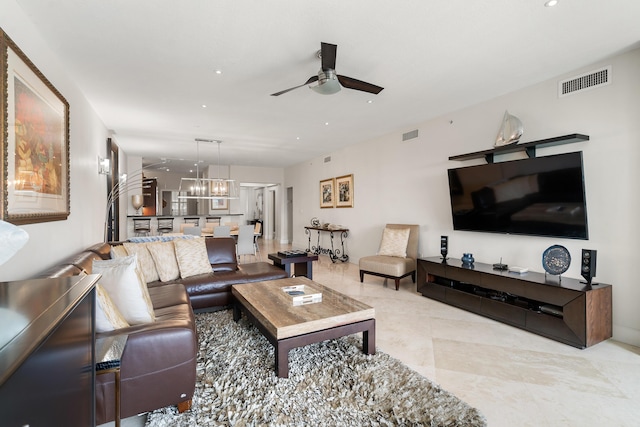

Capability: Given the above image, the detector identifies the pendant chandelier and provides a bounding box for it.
[177,139,239,200]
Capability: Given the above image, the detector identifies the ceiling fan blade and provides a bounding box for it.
[320,42,337,71]
[270,75,319,96]
[337,75,384,94]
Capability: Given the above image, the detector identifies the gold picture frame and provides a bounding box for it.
[335,174,354,208]
[319,178,334,208]
[1,28,70,224]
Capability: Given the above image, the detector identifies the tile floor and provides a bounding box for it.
[104,239,640,427]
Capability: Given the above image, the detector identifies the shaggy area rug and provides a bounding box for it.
[145,310,486,427]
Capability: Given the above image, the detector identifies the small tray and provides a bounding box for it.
[277,250,309,258]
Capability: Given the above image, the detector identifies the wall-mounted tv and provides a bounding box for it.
[447,152,588,239]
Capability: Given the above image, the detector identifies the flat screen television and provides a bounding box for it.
[447,152,589,239]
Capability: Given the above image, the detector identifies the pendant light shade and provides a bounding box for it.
[177,139,239,200]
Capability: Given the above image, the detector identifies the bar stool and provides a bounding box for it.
[184,217,200,227]
[132,218,151,237]
[157,217,174,235]
[205,216,221,226]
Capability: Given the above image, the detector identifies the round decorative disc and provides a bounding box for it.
[542,245,571,275]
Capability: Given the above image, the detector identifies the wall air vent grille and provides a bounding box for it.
[324,156,331,163]
[402,129,419,141]
[559,66,611,97]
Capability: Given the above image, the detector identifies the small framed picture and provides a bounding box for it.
[210,198,228,210]
[319,178,335,208]
[335,174,354,208]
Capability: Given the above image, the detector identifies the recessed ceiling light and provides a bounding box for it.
[296,136,300,140]
[201,104,207,108]
[215,70,222,75]
[367,100,373,104]
[544,0,558,7]
[325,122,329,126]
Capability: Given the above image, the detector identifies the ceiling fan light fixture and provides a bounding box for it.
[310,70,341,95]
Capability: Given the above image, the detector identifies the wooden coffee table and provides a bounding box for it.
[232,277,375,378]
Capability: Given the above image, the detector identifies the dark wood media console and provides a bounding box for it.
[417,257,612,348]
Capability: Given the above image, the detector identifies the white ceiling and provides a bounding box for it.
[15,0,640,173]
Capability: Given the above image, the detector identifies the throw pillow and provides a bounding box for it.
[174,237,212,278]
[92,255,156,325]
[378,227,410,258]
[95,284,130,333]
[146,241,181,282]
[110,244,129,259]
[123,242,160,283]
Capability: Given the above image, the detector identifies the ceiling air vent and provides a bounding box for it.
[324,156,331,163]
[402,129,419,141]
[558,66,611,98]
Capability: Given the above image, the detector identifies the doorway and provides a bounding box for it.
[287,187,293,244]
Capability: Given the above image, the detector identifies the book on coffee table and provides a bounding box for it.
[281,284,322,306]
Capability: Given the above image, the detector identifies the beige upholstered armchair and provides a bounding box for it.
[359,224,419,291]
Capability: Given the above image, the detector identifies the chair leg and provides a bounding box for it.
[394,278,400,291]
[411,271,416,283]
[359,271,364,283]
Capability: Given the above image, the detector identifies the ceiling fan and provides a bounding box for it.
[270,42,384,96]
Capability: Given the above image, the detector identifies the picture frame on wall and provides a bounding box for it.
[210,198,228,210]
[1,29,70,225]
[335,174,354,208]
[319,178,334,208]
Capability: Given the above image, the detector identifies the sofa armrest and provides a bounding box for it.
[95,324,197,423]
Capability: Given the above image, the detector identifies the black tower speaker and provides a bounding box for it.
[440,236,448,260]
[581,249,597,284]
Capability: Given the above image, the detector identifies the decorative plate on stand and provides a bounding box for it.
[542,245,571,275]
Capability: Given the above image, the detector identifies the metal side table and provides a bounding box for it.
[96,334,128,427]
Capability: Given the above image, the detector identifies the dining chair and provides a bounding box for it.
[236,225,256,263]
[180,223,196,234]
[205,216,221,226]
[183,226,202,236]
[213,225,231,237]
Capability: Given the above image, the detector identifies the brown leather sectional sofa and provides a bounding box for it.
[36,237,288,425]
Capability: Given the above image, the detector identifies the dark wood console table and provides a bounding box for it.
[268,252,319,279]
[417,257,612,348]
[304,226,349,263]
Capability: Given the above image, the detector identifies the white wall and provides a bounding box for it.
[285,48,640,346]
[0,0,109,281]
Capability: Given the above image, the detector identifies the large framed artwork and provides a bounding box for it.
[1,29,70,225]
[335,174,354,208]
[319,178,334,208]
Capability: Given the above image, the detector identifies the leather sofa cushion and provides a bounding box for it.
[205,237,238,271]
[148,283,191,309]
[178,264,288,297]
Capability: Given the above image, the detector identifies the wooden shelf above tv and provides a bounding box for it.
[449,133,589,163]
